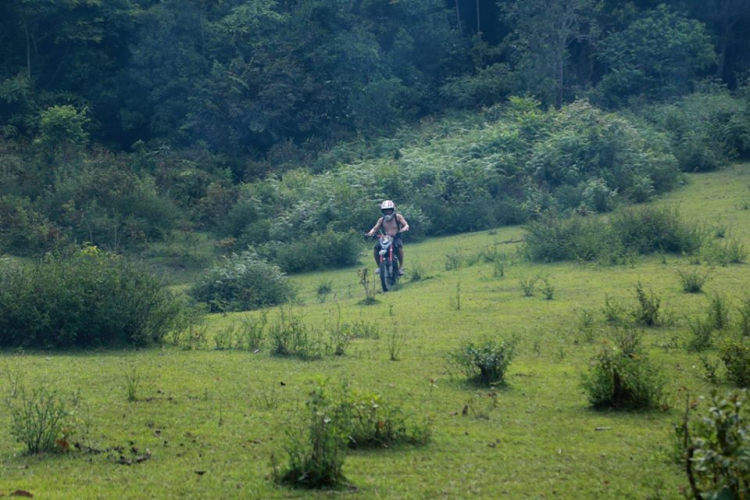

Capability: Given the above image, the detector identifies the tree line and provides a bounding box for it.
[2,0,748,161]
[1,0,750,267]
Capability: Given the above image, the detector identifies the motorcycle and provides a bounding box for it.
[375,234,400,292]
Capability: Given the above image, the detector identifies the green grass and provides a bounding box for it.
[3,164,750,498]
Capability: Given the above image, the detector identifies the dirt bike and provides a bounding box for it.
[374,234,400,292]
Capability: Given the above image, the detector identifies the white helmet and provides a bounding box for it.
[380,200,396,221]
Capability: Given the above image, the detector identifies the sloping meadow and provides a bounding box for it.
[3,162,750,497]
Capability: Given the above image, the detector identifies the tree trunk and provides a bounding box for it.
[24,22,31,80]
[555,45,564,109]
[455,0,462,34]
[476,0,481,37]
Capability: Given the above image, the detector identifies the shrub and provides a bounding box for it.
[524,213,616,262]
[528,101,680,204]
[611,207,704,255]
[191,250,294,312]
[686,316,715,353]
[7,385,81,454]
[448,336,517,386]
[738,297,750,337]
[646,88,747,172]
[720,339,750,387]
[344,390,432,449]
[0,195,59,255]
[685,390,750,499]
[706,294,731,331]
[603,295,627,326]
[269,309,321,359]
[519,276,538,297]
[581,344,665,410]
[540,277,555,300]
[676,268,710,293]
[703,237,748,266]
[0,247,184,348]
[274,380,349,489]
[268,308,350,360]
[264,229,364,274]
[631,282,662,327]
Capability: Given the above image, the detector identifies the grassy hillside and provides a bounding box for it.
[1,164,750,498]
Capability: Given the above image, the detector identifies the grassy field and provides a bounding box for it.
[2,164,750,498]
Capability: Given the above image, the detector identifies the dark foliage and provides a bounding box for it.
[0,247,183,348]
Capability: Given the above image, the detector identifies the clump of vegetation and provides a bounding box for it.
[448,336,517,386]
[703,237,748,266]
[408,263,428,282]
[525,207,704,263]
[266,308,354,360]
[611,207,705,255]
[316,280,333,303]
[259,230,364,274]
[124,366,141,402]
[519,275,538,297]
[686,316,715,353]
[444,251,463,271]
[356,268,378,305]
[577,309,597,343]
[449,282,462,310]
[0,246,184,348]
[344,389,432,449]
[274,380,431,490]
[386,327,407,361]
[682,390,750,499]
[676,268,711,293]
[647,86,750,172]
[269,309,327,360]
[540,277,555,300]
[706,294,731,331]
[191,250,294,312]
[603,295,627,326]
[738,297,750,337]
[631,282,663,327]
[274,380,349,489]
[720,339,750,387]
[581,329,665,410]
[7,385,82,454]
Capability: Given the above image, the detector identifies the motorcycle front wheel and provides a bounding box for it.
[379,259,397,292]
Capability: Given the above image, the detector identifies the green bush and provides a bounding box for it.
[7,385,82,454]
[448,336,517,386]
[581,344,665,410]
[191,251,294,312]
[344,390,432,449]
[0,195,60,255]
[274,380,349,489]
[703,237,748,266]
[528,101,681,204]
[525,207,705,263]
[720,339,750,387]
[631,282,662,327]
[686,316,715,353]
[262,229,364,274]
[646,88,749,172]
[524,213,617,262]
[611,206,705,255]
[685,390,750,499]
[0,247,184,348]
[676,268,710,293]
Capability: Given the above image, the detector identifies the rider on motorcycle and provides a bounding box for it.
[366,200,410,275]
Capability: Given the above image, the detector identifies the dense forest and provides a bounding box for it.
[2,0,750,272]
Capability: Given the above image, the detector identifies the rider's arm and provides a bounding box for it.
[367,217,384,236]
[397,214,409,232]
